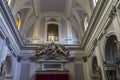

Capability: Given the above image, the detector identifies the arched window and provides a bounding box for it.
[7,0,11,5]
[105,35,119,63]
[104,35,119,80]
[93,0,98,6]
[84,15,89,31]
[16,13,21,30]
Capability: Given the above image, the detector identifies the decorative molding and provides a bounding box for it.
[5,37,10,46]
[109,6,117,19]
[0,0,23,48]
[0,29,6,39]
[82,0,108,49]
[98,30,107,41]
[82,0,119,57]
[5,37,17,57]
[90,38,98,52]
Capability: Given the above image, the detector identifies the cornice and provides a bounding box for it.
[81,0,107,48]
[0,0,24,48]
[81,0,119,56]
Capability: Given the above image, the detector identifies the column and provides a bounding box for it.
[69,62,75,80]
[40,18,45,43]
[83,61,91,80]
[32,19,41,43]
[96,43,106,80]
[66,20,72,44]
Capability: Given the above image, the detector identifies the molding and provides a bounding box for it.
[5,37,17,57]
[39,12,67,19]
[0,28,6,39]
[0,0,23,48]
[109,6,117,19]
[98,30,107,41]
[82,0,108,48]
[81,0,119,56]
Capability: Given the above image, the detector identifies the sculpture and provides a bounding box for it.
[95,65,102,80]
[0,61,7,76]
[31,43,70,60]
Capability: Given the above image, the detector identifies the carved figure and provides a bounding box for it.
[56,45,69,58]
[33,43,70,60]
[95,64,102,80]
[0,61,7,76]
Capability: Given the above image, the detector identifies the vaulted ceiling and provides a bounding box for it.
[10,0,93,44]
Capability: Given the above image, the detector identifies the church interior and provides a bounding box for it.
[0,0,120,80]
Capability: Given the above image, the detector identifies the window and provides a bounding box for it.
[47,24,59,42]
[84,15,89,31]
[16,13,21,30]
[93,0,98,6]
[7,0,11,5]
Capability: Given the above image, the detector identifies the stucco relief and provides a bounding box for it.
[31,42,70,61]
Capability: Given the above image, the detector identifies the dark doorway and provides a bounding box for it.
[104,35,119,80]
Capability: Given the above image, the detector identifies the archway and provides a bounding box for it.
[105,35,119,63]
[104,35,119,80]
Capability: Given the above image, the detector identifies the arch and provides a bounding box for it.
[105,35,119,63]
[13,0,31,16]
[15,8,31,32]
[73,9,88,33]
[69,17,83,41]
[20,9,33,31]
